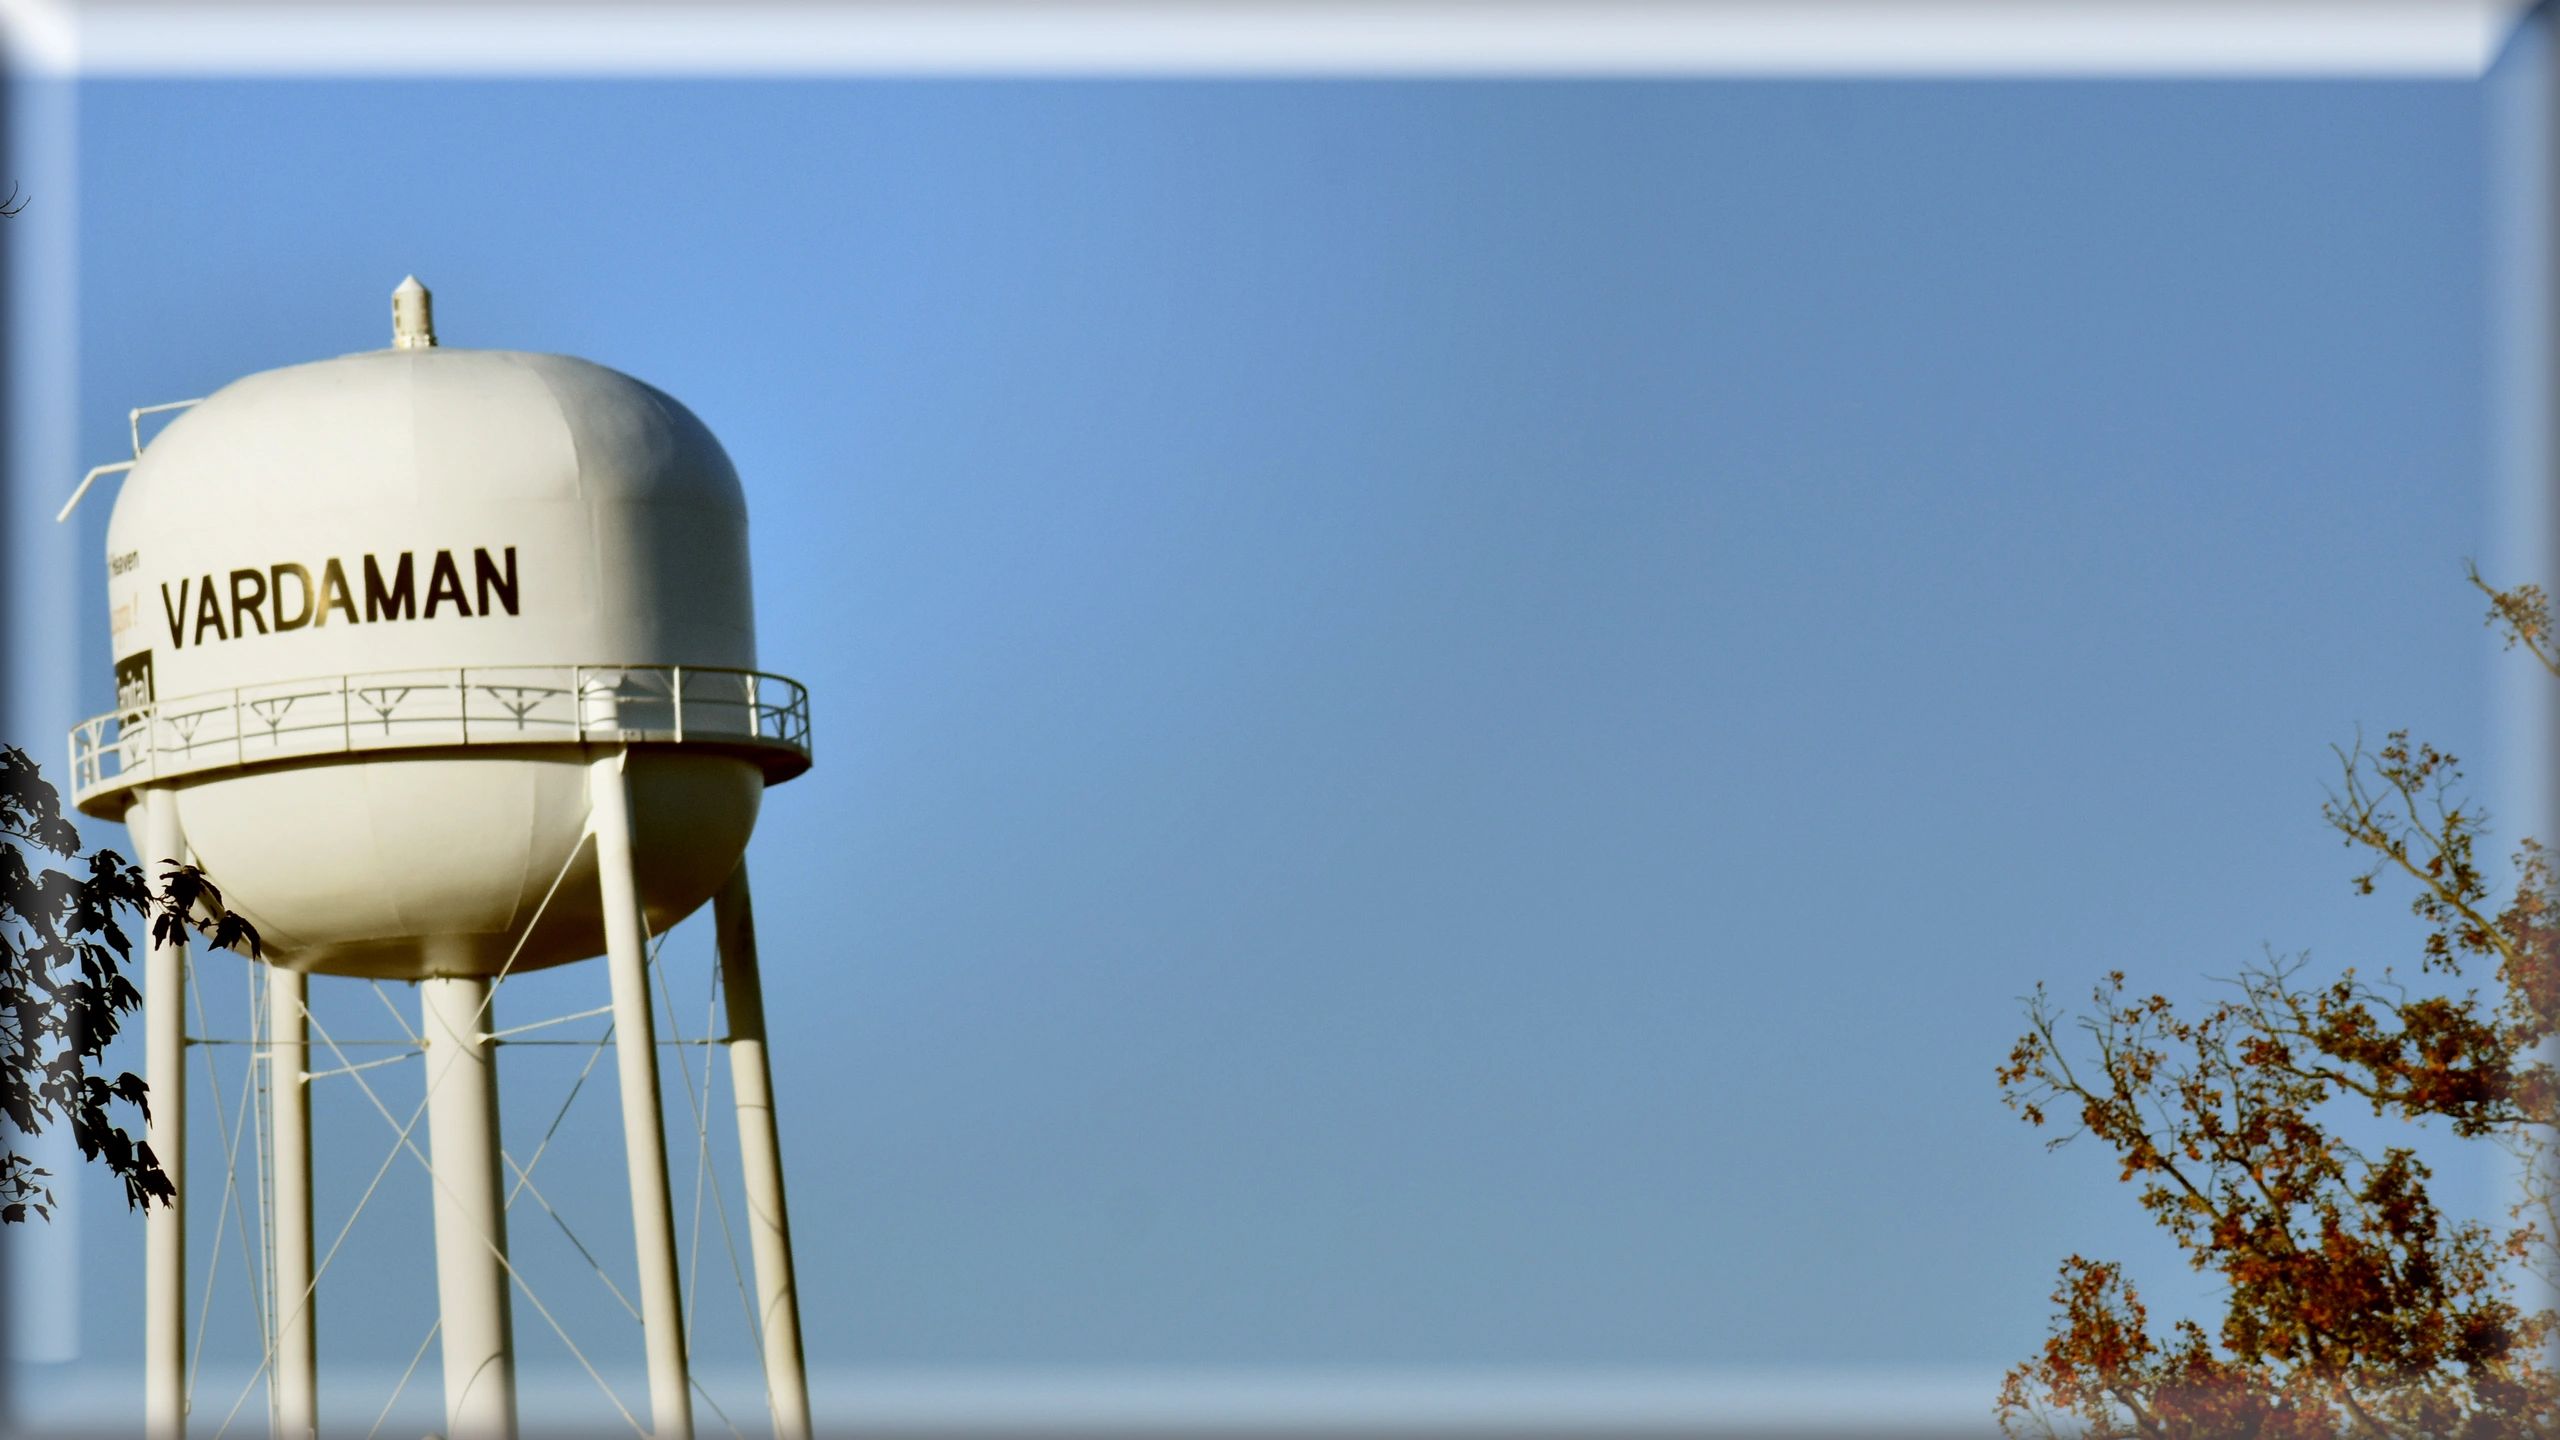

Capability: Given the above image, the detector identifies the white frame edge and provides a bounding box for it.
[0,0,2542,79]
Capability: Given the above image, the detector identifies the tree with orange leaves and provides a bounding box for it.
[1997,567,2558,1438]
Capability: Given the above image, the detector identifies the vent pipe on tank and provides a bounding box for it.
[392,275,437,349]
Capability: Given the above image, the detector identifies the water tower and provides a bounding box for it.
[62,279,815,1440]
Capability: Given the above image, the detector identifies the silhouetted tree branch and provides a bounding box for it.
[2,745,258,1222]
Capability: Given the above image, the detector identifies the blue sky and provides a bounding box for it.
[22,54,2541,1419]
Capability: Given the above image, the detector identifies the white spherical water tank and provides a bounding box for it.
[71,281,817,1440]
[77,282,810,979]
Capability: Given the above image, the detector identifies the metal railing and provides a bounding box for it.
[69,663,812,809]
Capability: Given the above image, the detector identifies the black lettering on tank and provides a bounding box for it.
[156,546,530,645]
[228,568,269,636]
[162,578,191,649]
[423,550,471,618]
[192,574,228,645]
[364,552,416,622]
[269,563,314,631]
[474,546,518,618]
[316,558,359,627]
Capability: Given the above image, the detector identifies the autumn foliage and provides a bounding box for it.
[1997,568,2559,1438]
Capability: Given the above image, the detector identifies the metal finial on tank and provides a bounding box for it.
[392,274,436,349]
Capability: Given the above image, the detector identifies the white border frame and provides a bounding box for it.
[0,0,2541,78]
[2,0,2546,1431]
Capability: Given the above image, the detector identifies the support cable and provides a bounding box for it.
[307,1052,422,1081]
[492,936,671,1335]
[652,936,762,1365]
[500,1150,642,1323]
[207,1076,433,1440]
[700,962,761,1368]
[369,980,423,1046]
[504,1017,618,1210]
[494,1038,724,1047]
[672,950,711,1354]
[486,1004,614,1041]
[217,825,650,1438]
[191,1037,416,1048]
[692,1372,751,1440]
[185,958,271,1411]
[644,920,751,1440]
[344,827,604,1435]
[302,1002,649,1438]
[208,962,607,1440]
[463,829,594,1043]
[364,1319,441,1440]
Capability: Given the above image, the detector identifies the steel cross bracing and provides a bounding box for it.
[168,832,793,1438]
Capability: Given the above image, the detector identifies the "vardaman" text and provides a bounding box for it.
[160,547,519,649]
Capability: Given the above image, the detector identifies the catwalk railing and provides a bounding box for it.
[69,663,813,811]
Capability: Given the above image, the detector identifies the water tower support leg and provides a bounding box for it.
[712,864,812,1440]
[136,791,186,1440]
[590,751,695,1440]
[269,967,317,1440]
[421,975,520,1440]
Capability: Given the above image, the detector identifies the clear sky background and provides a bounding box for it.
[22,54,2543,1425]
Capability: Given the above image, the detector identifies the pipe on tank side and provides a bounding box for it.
[591,749,695,1440]
[135,792,186,1440]
[714,864,812,1440]
[422,974,520,1440]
